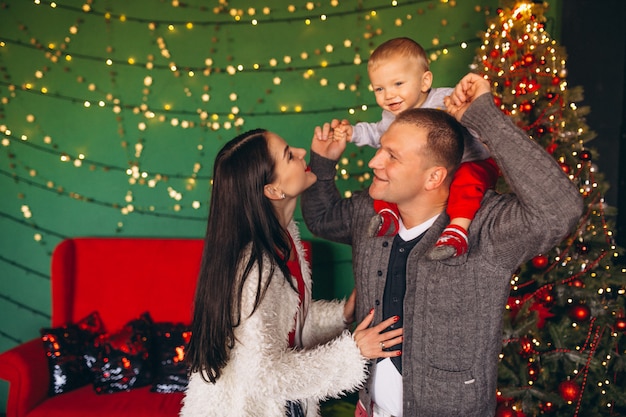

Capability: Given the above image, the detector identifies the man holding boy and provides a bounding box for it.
[325,37,500,260]
[302,74,582,416]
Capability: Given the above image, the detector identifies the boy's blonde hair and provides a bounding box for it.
[368,37,430,72]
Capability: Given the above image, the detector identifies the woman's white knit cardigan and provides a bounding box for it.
[180,222,368,417]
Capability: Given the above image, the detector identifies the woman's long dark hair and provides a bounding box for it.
[186,129,293,383]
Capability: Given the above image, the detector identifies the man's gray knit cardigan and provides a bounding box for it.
[301,93,583,417]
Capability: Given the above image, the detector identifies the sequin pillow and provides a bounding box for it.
[86,312,154,394]
[40,311,106,396]
[150,322,191,393]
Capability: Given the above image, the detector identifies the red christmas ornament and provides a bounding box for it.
[527,362,540,381]
[520,102,533,113]
[552,76,561,85]
[558,162,570,174]
[522,53,535,66]
[539,401,555,412]
[494,96,502,107]
[531,254,549,269]
[490,49,500,58]
[527,79,540,93]
[569,305,590,322]
[569,278,584,288]
[545,143,557,154]
[579,150,592,161]
[576,242,589,254]
[518,337,533,358]
[615,317,626,331]
[558,380,581,402]
[539,288,555,305]
[507,296,523,318]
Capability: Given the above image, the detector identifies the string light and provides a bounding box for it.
[0,0,472,332]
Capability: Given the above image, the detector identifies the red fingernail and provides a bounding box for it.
[393,316,399,322]
[369,308,375,314]
[396,351,402,356]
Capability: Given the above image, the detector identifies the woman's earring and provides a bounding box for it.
[281,193,286,199]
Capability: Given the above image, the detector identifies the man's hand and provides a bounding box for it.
[444,73,492,121]
[311,119,349,160]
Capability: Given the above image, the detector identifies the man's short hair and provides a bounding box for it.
[394,108,466,178]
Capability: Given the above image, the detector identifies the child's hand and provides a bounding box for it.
[445,73,491,121]
[314,119,352,141]
[333,121,353,142]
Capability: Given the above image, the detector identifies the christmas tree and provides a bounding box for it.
[473,1,626,416]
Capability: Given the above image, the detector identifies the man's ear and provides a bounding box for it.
[425,166,448,190]
[421,70,433,92]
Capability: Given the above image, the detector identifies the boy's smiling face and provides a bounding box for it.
[368,54,433,116]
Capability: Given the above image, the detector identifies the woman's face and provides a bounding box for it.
[265,132,317,199]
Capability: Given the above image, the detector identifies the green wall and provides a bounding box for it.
[0,0,560,410]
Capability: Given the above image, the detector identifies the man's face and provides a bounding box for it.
[367,122,432,207]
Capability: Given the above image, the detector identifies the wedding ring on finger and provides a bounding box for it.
[380,342,385,350]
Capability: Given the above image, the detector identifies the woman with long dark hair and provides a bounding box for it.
[181,129,402,417]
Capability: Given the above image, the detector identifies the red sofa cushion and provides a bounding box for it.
[40,311,106,396]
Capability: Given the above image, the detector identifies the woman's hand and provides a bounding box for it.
[352,309,403,360]
[311,119,348,161]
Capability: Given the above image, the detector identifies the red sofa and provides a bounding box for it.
[0,237,311,417]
